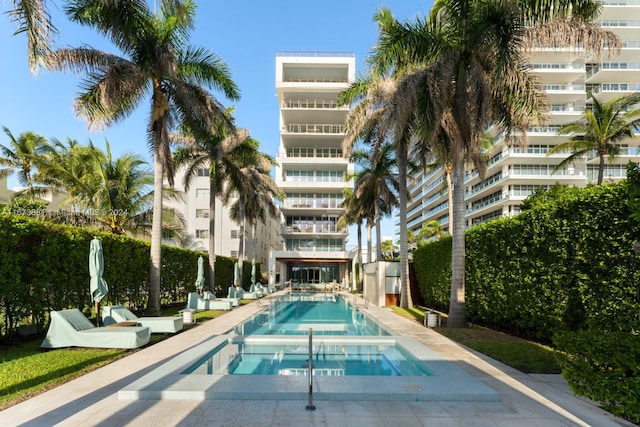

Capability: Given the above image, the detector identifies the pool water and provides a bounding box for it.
[236,293,390,336]
[184,341,433,376]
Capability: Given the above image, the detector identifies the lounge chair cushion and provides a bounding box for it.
[41,308,150,349]
[102,305,183,334]
[202,291,239,307]
[186,293,233,311]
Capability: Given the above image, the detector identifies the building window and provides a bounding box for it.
[196,188,209,198]
[197,168,209,177]
[195,229,207,238]
[196,209,209,218]
[231,229,240,238]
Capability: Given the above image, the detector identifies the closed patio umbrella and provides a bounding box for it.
[234,261,240,288]
[250,264,257,292]
[195,256,205,295]
[89,237,108,326]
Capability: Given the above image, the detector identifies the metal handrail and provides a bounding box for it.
[306,328,315,411]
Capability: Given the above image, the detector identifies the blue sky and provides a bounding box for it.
[1,0,432,240]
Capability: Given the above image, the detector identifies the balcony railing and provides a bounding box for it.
[277,51,355,58]
[602,1,640,5]
[530,63,584,71]
[283,77,348,83]
[282,99,345,109]
[284,124,345,134]
[282,200,344,209]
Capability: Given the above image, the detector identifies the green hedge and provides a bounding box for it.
[0,214,248,341]
[413,181,640,418]
[554,330,640,424]
[414,182,640,341]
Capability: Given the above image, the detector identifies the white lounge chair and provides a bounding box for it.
[202,291,239,307]
[102,305,183,334]
[186,293,233,311]
[41,308,150,349]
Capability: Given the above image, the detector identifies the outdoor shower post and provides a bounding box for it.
[306,328,315,411]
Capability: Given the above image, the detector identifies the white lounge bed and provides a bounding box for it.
[41,308,150,349]
[102,305,183,334]
[186,293,233,311]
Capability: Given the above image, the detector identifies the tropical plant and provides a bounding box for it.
[225,143,279,287]
[549,93,640,185]
[367,1,620,326]
[380,239,397,261]
[41,0,240,315]
[228,153,281,287]
[351,141,399,261]
[418,219,446,242]
[38,140,185,238]
[338,188,364,290]
[340,73,415,308]
[0,127,48,196]
[7,0,57,72]
[173,120,253,292]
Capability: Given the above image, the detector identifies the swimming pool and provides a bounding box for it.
[184,337,433,376]
[236,293,390,336]
[118,292,500,401]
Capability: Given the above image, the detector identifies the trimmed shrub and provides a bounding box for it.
[0,214,235,340]
[554,330,640,424]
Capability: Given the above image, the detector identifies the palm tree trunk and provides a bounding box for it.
[446,169,453,236]
[208,149,221,293]
[147,144,163,316]
[598,153,605,185]
[251,218,257,283]
[366,222,373,263]
[237,198,245,288]
[357,222,363,291]
[448,139,467,327]
[398,143,413,309]
[374,197,382,261]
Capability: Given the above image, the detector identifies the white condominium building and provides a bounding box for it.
[167,166,282,274]
[406,1,640,234]
[269,52,356,287]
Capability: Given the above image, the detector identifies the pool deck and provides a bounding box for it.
[1,291,635,427]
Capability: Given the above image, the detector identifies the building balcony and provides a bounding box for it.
[278,155,348,166]
[530,62,585,79]
[586,62,640,83]
[541,84,586,103]
[282,123,345,134]
[282,225,347,236]
[281,99,348,110]
[271,249,353,261]
[588,83,640,102]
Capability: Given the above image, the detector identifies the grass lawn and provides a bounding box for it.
[390,306,561,374]
[0,306,231,411]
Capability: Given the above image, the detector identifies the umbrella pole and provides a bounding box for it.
[95,301,100,326]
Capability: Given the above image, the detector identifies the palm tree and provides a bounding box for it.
[228,154,281,288]
[224,142,275,287]
[42,1,239,315]
[380,239,397,260]
[368,2,620,326]
[418,219,445,243]
[0,127,48,194]
[340,72,415,309]
[173,122,253,292]
[7,0,56,72]
[549,93,640,185]
[338,188,364,290]
[351,142,399,261]
[37,139,186,238]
